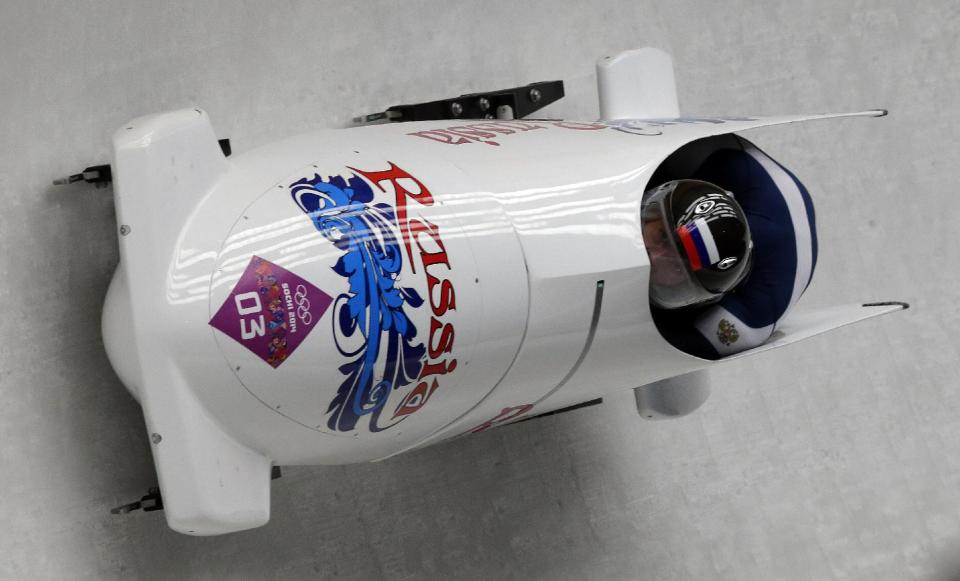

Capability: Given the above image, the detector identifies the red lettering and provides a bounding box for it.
[429,278,456,316]
[410,218,449,265]
[428,318,455,359]
[410,217,456,315]
[444,127,501,146]
[419,357,457,380]
[350,163,434,272]
[465,122,516,135]
[392,379,440,418]
[347,163,462,422]
[408,129,470,145]
[495,120,548,132]
[422,250,450,270]
[409,121,550,147]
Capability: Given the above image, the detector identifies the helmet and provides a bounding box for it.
[641,180,752,309]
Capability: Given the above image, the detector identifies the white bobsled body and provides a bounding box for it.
[102,101,893,534]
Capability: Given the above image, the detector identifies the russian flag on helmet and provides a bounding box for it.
[676,218,720,271]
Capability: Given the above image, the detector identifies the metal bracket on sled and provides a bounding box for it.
[52,164,113,188]
[111,487,164,515]
[354,80,565,124]
[53,139,233,188]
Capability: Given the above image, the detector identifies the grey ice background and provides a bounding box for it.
[1,1,958,579]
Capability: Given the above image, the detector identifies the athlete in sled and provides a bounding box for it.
[642,134,816,361]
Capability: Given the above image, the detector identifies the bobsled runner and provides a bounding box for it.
[61,48,903,534]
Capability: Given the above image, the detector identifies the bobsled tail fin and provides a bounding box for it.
[595,47,888,127]
[142,364,273,535]
[111,108,228,267]
[597,47,680,121]
[108,109,272,535]
[724,302,908,362]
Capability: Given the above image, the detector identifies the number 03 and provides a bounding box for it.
[235,291,266,339]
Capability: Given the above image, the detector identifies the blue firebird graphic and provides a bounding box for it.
[290,173,426,432]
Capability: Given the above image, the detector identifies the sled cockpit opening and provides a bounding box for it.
[646,133,744,190]
[642,133,747,360]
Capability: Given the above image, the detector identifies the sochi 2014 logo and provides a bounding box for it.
[209,256,333,369]
[289,163,458,433]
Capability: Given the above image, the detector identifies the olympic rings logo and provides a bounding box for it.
[294,284,312,325]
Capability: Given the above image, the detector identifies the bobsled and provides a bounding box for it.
[86,48,903,535]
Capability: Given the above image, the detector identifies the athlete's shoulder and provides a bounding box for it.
[694,302,775,357]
